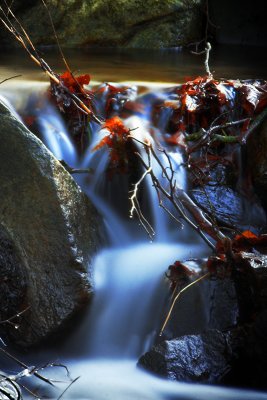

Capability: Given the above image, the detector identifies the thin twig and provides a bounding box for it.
[0,5,101,124]
[0,348,54,387]
[129,147,155,239]
[241,106,267,144]
[0,75,22,85]
[129,135,224,249]
[159,272,210,336]
[57,376,80,400]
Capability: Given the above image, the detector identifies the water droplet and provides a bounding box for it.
[14,325,19,330]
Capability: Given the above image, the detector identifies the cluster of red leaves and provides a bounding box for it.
[166,260,196,291]
[163,76,236,147]
[93,116,134,175]
[206,230,267,277]
[162,76,267,149]
[49,70,94,151]
[59,71,91,93]
[217,230,267,254]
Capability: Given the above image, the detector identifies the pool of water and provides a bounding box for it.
[1,44,267,86]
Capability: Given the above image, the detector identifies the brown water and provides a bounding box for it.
[0,45,267,86]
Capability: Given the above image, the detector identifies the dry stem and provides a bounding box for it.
[129,136,226,249]
[0,3,101,124]
[159,272,210,336]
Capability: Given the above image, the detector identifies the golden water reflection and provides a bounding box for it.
[0,45,266,87]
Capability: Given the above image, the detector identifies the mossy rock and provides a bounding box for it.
[1,0,204,48]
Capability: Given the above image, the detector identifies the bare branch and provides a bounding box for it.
[0,348,54,387]
[0,5,101,125]
[129,147,155,239]
[241,106,267,144]
[0,307,30,330]
[57,376,80,400]
[129,136,225,249]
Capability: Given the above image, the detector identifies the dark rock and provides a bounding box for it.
[0,227,27,330]
[206,278,239,330]
[192,184,266,234]
[163,261,239,340]
[225,310,267,389]
[142,254,267,386]
[209,0,267,47]
[138,330,236,383]
[0,0,204,49]
[0,99,104,346]
[247,119,267,211]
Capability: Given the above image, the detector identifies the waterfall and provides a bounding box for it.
[36,102,78,166]
[85,242,205,358]
[2,85,266,400]
[34,91,209,361]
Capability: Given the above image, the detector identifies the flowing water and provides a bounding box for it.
[1,46,267,399]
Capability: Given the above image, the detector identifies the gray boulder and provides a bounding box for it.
[0,100,104,346]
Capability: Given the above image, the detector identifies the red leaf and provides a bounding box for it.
[93,117,133,174]
[235,230,258,241]
[60,71,90,93]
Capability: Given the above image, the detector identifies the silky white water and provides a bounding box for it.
[1,85,267,400]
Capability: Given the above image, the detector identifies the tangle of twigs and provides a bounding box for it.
[129,136,226,249]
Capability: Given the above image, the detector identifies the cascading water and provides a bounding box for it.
[37,96,206,359]
[2,84,267,400]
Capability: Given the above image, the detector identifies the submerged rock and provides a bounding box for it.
[0,0,204,48]
[0,100,104,346]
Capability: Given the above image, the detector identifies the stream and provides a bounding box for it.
[1,46,267,399]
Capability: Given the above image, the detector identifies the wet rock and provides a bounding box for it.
[138,329,236,383]
[237,310,267,388]
[247,119,267,211]
[142,253,267,386]
[0,227,27,331]
[0,0,203,49]
[163,265,239,340]
[0,99,104,346]
[192,184,266,234]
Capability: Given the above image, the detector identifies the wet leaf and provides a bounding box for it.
[93,117,134,175]
[60,71,90,93]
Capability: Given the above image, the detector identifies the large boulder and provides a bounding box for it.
[139,251,267,386]
[0,99,104,346]
[138,329,238,383]
[0,0,204,49]
[139,314,267,388]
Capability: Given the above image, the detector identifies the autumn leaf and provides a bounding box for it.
[166,260,196,291]
[60,71,90,93]
[93,116,135,175]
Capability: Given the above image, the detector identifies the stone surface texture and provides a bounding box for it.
[0,99,104,346]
